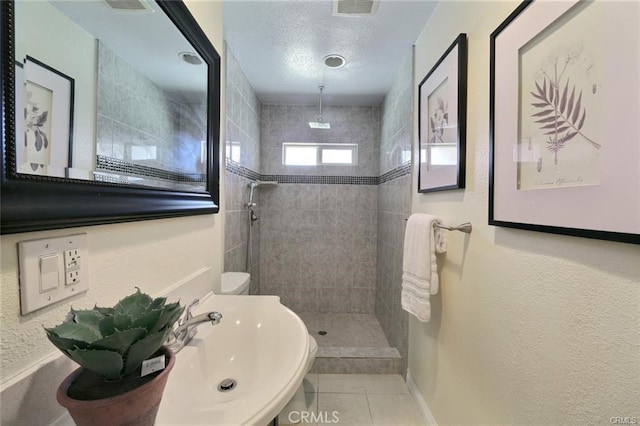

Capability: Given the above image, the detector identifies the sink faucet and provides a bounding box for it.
[165,299,222,353]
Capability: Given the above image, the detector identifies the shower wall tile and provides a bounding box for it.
[260,183,378,313]
[380,52,413,175]
[224,45,262,287]
[376,50,414,376]
[97,42,207,181]
[260,104,379,177]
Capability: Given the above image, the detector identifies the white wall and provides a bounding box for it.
[0,1,225,423]
[409,1,640,424]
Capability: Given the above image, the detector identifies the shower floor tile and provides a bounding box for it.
[298,312,391,348]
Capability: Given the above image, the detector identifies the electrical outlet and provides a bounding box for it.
[64,249,80,270]
[65,270,80,286]
[18,233,88,315]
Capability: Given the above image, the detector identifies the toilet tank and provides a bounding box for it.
[220,272,250,295]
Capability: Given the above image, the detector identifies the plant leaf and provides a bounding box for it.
[94,305,114,316]
[152,301,184,332]
[530,92,546,102]
[45,322,102,343]
[99,316,117,337]
[535,80,544,97]
[113,312,133,331]
[45,332,91,353]
[535,116,558,124]
[572,91,582,123]
[559,80,569,114]
[122,331,168,377]
[130,308,161,332]
[532,109,554,117]
[562,131,578,143]
[36,111,48,126]
[69,309,104,336]
[544,126,570,135]
[67,348,124,380]
[550,83,555,105]
[114,289,153,320]
[540,120,566,130]
[566,85,576,120]
[91,328,147,355]
[577,110,586,130]
[149,297,167,310]
[531,102,548,108]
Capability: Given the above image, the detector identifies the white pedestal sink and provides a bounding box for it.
[157,294,310,425]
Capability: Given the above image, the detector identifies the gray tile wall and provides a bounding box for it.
[376,52,413,373]
[260,184,378,313]
[96,42,206,182]
[224,46,262,294]
[259,104,380,313]
[261,105,379,176]
[380,54,413,175]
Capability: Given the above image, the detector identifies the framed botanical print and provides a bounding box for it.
[489,0,639,244]
[418,33,467,193]
[16,56,74,178]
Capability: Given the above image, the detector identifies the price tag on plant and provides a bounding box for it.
[141,355,165,377]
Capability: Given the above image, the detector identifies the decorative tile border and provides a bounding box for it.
[225,159,261,182]
[379,161,412,184]
[226,158,411,186]
[261,174,378,185]
[97,155,206,183]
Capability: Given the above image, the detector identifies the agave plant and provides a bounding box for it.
[45,289,184,381]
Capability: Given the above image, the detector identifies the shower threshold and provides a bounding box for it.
[297,312,402,374]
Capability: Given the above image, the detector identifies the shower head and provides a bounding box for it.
[309,86,331,129]
[246,181,278,209]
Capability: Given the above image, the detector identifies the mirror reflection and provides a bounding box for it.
[14,0,208,191]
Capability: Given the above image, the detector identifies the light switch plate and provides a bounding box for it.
[18,233,89,315]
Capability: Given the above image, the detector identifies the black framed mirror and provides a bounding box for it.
[1,0,220,235]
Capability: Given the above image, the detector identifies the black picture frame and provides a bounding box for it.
[1,0,221,235]
[418,33,467,193]
[489,0,639,245]
[17,56,75,177]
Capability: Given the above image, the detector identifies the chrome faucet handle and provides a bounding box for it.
[184,298,200,322]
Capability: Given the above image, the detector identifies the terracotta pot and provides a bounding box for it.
[56,347,175,426]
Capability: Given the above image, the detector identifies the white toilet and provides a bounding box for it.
[221,272,317,423]
[220,272,250,295]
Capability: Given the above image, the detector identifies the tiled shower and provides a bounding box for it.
[224,45,412,373]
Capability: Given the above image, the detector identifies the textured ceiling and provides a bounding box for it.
[223,0,438,106]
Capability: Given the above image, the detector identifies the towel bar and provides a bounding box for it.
[434,222,472,233]
[404,218,472,234]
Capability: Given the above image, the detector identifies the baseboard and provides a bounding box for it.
[406,369,438,426]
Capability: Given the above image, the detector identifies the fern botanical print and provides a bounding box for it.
[530,54,600,167]
[517,0,603,191]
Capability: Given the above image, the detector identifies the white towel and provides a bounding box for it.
[401,213,447,322]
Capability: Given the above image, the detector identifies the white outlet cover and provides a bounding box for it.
[18,233,89,315]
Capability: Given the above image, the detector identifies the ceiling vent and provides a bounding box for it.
[103,0,153,12]
[333,0,379,16]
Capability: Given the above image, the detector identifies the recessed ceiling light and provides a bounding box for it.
[179,52,203,65]
[324,54,346,69]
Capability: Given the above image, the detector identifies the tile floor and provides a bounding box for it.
[279,374,425,426]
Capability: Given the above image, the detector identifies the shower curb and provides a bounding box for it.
[310,346,402,374]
